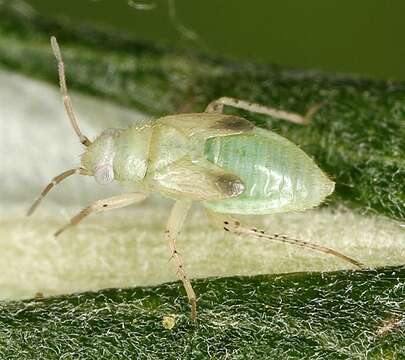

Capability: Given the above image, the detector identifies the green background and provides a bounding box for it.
[25,0,405,81]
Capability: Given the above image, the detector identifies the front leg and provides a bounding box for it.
[205,96,322,125]
[54,192,147,237]
[165,200,197,320]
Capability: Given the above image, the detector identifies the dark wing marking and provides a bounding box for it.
[157,113,253,139]
[151,156,245,201]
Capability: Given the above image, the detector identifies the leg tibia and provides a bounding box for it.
[207,210,364,269]
[165,201,197,320]
[205,96,322,125]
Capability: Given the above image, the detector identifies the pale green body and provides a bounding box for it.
[203,127,334,214]
[81,113,334,215]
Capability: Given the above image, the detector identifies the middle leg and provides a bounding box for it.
[165,200,197,320]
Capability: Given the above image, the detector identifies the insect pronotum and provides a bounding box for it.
[27,36,364,321]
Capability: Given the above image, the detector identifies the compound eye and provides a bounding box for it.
[94,164,114,185]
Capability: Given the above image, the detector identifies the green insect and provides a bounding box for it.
[28,37,363,320]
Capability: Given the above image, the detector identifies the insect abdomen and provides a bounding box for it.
[203,127,334,214]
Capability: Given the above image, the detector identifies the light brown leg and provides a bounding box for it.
[205,96,322,125]
[206,210,364,269]
[165,200,197,320]
[54,193,147,237]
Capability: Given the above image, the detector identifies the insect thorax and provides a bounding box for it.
[81,121,192,189]
[112,126,154,183]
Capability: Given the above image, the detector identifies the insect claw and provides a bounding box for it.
[54,226,67,237]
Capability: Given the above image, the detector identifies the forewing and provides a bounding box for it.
[151,156,245,201]
[157,113,253,139]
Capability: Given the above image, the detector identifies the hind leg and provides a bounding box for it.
[206,209,364,269]
[205,96,322,125]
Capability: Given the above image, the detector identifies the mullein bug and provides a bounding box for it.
[27,37,364,321]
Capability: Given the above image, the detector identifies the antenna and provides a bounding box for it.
[27,167,86,216]
[50,36,91,147]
